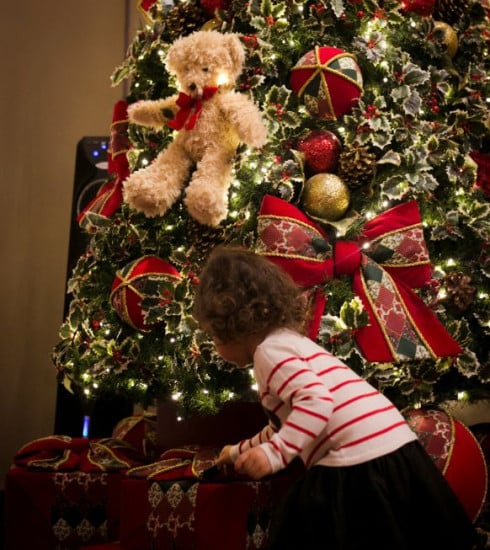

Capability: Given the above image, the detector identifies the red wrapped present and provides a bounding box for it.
[118,446,303,550]
[5,434,149,549]
[4,467,123,550]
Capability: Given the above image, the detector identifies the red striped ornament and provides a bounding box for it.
[290,46,363,120]
[111,255,181,331]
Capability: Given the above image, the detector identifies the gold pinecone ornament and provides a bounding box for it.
[434,0,470,25]
[165,2,208,40]
[188,219,227,261]
[337,145,377,191]
[443,271,476,312]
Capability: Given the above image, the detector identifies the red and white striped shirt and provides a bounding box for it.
[230,328,417,473]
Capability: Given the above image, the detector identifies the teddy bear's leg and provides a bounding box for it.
[123,143,193,218]
[184,148,234,227]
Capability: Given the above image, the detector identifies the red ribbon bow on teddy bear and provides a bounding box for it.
[167,86,219,131]
[256,194,461,363]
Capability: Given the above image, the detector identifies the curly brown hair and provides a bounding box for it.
[193,245,308,342]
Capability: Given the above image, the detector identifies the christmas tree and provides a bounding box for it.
[52,0,490,418]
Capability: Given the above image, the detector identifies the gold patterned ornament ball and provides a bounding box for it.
[433,21,458,58]
[302,173,350,222]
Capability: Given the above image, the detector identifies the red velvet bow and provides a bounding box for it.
[167,87,218,131]
[14,435,145,472]
[257,195,462,362]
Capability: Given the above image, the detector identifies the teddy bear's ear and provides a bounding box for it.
[224,33,245,78]
[165,38,181,75]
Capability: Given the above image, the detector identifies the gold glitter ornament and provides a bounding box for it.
[433,21,458,59]
[302,173,350,222]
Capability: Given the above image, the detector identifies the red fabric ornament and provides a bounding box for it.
[111,256,181,331]
[290,46,363,120]
[470,151,490,197]
[400,0,435,16]
[256,195,462,362]
[199,0,230,16]
[405,408,487,523]
[296,130,342,174]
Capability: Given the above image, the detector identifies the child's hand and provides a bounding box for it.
[234,447,272,480]
[216,445,233,465]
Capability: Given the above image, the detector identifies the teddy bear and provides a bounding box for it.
[123,30,268,227]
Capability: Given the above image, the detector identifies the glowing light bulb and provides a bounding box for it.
[217,72,230,86]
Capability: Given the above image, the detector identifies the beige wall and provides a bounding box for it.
[0,0,143,489]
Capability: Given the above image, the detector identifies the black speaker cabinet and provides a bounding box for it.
[54,137,132,438]
[64,136,110,308]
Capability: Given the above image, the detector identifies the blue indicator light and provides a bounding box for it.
[82,415,90,437]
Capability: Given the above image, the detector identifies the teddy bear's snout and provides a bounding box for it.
[188,83,197,92]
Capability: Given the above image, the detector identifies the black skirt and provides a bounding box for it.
[267,440,479,550]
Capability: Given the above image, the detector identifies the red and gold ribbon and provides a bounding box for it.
[78,100,130,231]
[167,87,219,131]
[256,194,462,362]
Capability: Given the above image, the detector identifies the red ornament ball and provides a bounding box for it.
[111,255,181,331]
[297,130,342,174]
[199,0,230,16]
[400,0,435,16]
[404,408,487,523]
[290,46,363,120]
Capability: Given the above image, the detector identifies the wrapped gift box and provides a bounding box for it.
[4,467,123,550]
[118,446,302,550]
[4,434,147,550]
[119,477,279,550]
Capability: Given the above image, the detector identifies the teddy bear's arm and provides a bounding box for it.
[219,91,268,149]
[127,97,180,130]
